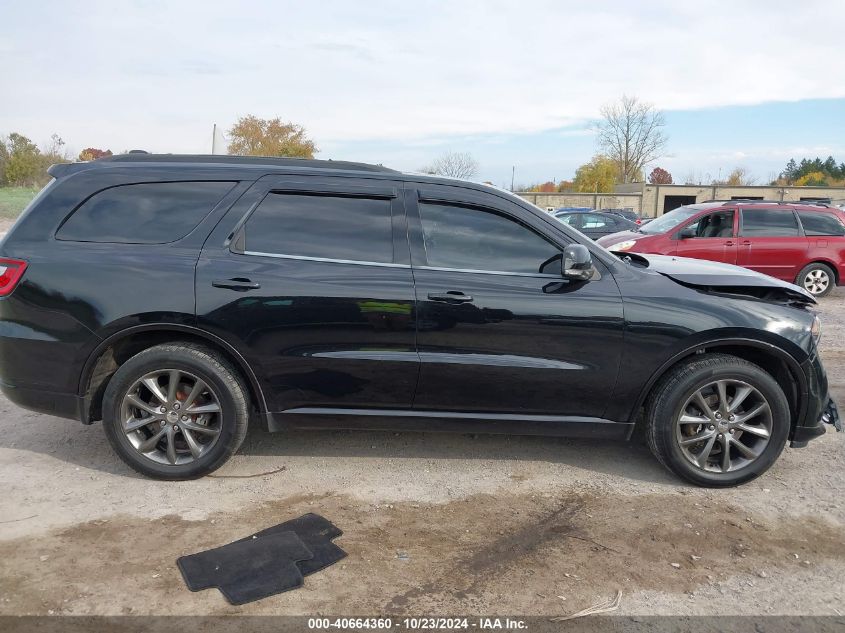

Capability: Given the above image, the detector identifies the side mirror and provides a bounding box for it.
[678,227,696,239]
[562,244,593,281]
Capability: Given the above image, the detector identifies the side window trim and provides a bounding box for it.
[268,181,397,198]
[238,249,411,269]
[415,263,560,278]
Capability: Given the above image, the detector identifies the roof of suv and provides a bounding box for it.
[697,200,837,212]
[48,153,401,178]
[45,153,522,199]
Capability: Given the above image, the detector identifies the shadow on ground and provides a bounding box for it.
[0,404,675,485]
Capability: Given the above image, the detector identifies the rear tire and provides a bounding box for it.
[645,354,790,487]
[796,262,835,297]
[102,343,249,480]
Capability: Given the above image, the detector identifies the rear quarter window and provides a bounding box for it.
[798,211,845,236]
[56,181,236,244]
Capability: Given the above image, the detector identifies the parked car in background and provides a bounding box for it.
[552,206,593,214]
[0,156,838,486]
[597,201,845,297]
[554,210,638,240]
[603,208,642,224]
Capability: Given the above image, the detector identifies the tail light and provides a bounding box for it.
[0,258,28,297]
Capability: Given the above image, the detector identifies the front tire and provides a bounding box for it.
[102,343,249,480]
[796,262,835,297]
[645,354,790,487]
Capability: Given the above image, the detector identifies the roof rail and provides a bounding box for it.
[721,199,783,205]
[699,199,780,204]
[701,199,834,208]
[95,153,399,173]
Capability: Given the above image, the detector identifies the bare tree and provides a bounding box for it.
[421,151,479,180]
[596,95,668,184]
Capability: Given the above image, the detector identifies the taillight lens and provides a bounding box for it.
[0,258,28,297]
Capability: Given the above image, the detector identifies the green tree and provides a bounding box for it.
[3,133,42,186]
[227,115,317,158]
[783,158,799,182]
[573,155,619,192]
[0,139,9,186]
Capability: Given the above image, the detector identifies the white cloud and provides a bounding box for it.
[1,0,844,154]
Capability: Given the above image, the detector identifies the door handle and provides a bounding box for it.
[741,240,751,246]
[428,291,473,304]
[724,240,735,246]
[212,278,261,291]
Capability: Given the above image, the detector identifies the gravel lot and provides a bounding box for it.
[0,272,842,617]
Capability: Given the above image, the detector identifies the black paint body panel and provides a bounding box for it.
[0,157,832,446]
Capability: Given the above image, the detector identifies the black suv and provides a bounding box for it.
[0,155,838,485]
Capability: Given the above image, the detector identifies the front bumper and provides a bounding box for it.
[789,352,840,448]
[822,398,841,431]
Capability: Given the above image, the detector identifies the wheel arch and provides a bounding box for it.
[78,324,268,425]
[632,338,807,431]
[799,259,839,285]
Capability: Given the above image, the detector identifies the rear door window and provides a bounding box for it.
[57,181,235,244]
[556,213,581,228]
[242,192,394,263]
[798,211,845,236]
[741,209,799,237]
[581,213,616,230]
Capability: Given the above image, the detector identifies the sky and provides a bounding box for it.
[1,0,844,187]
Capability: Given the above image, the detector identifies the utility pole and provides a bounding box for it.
[511,166,515,192]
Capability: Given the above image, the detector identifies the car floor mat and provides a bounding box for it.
[178,530,313,605]
[177,514,347,604]
[245,512,347,576]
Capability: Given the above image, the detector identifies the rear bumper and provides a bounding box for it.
[0,379,82,421]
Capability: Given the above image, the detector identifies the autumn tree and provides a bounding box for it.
[420,151,479,179]
[596,95,667,184]
[528,181,557,192]
[719,167,756,186]
[795,171,828,187]
[573,155,619,193]
[648,167,673,184]
[79,148,113,161]
[779,155,843,185]
[227,115,317,158]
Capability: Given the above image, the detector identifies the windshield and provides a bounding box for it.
[639,205,701,234]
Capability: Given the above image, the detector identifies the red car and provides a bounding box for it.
[597,202,845,297]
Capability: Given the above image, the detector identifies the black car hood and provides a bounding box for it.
[622,253,816,305]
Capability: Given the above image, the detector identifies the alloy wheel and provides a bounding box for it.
[803,269,830,295]
[675,379,773,473]
[119,369,222,466]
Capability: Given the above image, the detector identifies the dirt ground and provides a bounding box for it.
[0,287,843,618]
